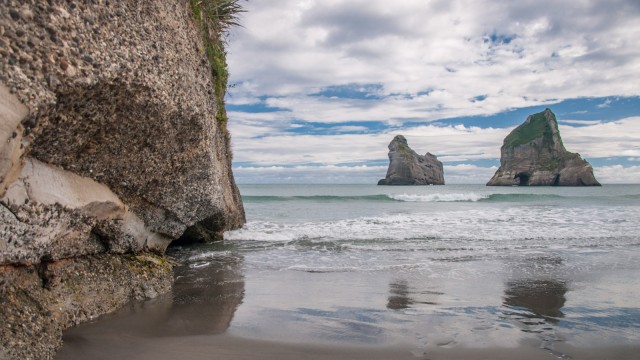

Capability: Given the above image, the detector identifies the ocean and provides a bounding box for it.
[58,184,640,359]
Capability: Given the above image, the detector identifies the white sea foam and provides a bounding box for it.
[225,207,640,247]
[223,185,640,275]
[388,193,489,202]
[188,251,234,261]
[189,261,211,269]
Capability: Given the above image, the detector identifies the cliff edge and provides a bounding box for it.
[0,0,245,358]
[487,109,600,186]
[378,135,445,185]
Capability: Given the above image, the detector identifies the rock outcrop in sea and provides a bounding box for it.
[0,1,245,358]
[378,135,445,185]
[487,108,600,186]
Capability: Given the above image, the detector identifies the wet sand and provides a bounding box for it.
[56,243,640,360]
[58,330,640,360]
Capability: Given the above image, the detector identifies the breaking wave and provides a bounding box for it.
[243,193,571,203]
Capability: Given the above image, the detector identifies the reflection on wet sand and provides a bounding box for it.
[387,280,412,310]
[501,277,569,357]
[57,251,245,359]
[386,280,441,310]
[158,252,245,335]
[60,250,245,349]
[503,279,567,323]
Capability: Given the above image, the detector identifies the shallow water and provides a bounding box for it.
[58,184,640,359]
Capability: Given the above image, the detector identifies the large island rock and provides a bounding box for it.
[378,135,445,185]
[487,109,600,186]
[0,1,245,358]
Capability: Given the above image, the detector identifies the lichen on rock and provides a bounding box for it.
[487,108,600,186]
[378,135,445,185]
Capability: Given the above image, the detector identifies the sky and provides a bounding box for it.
[225,0,640,184]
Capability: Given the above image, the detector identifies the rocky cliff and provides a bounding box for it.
[0,0,245,358]
[487,109,600,186]
[378,135,445,185]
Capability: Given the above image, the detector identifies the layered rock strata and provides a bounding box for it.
[378,135,445,185]
[487,109,600,186]
[0,0,245,358]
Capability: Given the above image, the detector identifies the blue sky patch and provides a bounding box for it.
[470,95,488,102]
[434,96,640,129]
[587,157,639,167]
[286,120,390,135]
[485,32,516,45]
[310,83,385,100]
[227,102,291,113]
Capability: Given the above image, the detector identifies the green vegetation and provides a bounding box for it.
[189,0,246,138]
[127,253,172,272]
[504,111,553,148]
[396,142,413,157]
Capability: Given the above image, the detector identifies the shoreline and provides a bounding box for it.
[57,331,640,360]
[56,185,640,359]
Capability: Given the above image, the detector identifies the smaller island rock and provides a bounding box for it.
[378,135,445,185]
[487,108,600,186]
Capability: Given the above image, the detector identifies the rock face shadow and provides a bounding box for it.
[60,250,245,343]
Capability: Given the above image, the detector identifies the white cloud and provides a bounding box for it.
[559,119,602,125]
[232,163,498,184]
[233,164,387,184]
[597,99,613,108]
[225,1,640,184]
[444,164,499,184]
[560,117,640,158]
[228,0,640,119]
[594,165,640,184]
[229,122,509,166]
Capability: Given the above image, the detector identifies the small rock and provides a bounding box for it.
[48,75,60,88]
[59,57,69,70]
[27,37,40,47]
[9,9,21,21]
[19,7,35,21]
[65,65,77,77]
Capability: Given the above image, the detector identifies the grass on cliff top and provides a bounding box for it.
[396,142,415,158]
[504,111,553,148]
[189,0,245,139]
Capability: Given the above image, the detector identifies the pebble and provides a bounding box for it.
[9,9,20,21]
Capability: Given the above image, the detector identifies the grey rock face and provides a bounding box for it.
[378,135,445,185]
[1,0,245,264]
[487,109,600,186]
[0,0,245,357]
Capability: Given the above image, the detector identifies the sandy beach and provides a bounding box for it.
[56,185,640,359]
[58,325,640,360]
